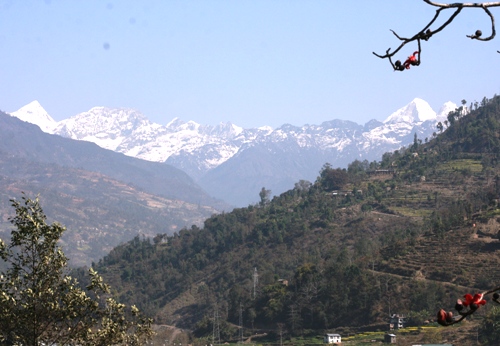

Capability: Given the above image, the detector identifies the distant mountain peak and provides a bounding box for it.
[51,107,159,151]
[10,97,459,206]
[437,101,458,121]
[166,117,184,129]
[9,100,57,132]
[383,98,437,124]
[257,125,273,132]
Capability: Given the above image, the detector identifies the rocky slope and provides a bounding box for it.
[0,112,226,265]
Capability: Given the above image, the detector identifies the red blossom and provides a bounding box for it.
[437,309,447,326]
[403,51,419,69]
[437,289,500,327]
[463,293,487,308]
[437,309,454,326]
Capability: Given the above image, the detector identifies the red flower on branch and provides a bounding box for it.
[437,288,500,327]
[463,293,487,310]
[437,309,454,326]
[403,51,419,69]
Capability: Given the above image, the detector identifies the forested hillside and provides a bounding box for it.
[88,95,500,340]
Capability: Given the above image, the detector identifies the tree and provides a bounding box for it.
[259,187,271,207]
[0,195,154,346]
[347,159,369,175]
[294,180,312,192]
[373,1,500,70]
[318,164,349,191]
[447,111,456,127]
[480,306,500,344]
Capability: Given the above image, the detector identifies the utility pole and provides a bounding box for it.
[213,304,220,346]
[253,268,258,300]
[278,323,284,346]
[239,303,243,344]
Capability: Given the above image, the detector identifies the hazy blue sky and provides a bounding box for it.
[1,0,499,128]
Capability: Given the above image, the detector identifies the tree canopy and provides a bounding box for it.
[0,194,153,346]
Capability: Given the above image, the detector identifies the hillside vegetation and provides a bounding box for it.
[89,95,500,342]
[0,113,224,266]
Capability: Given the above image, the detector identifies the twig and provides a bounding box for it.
[373,1,500,69]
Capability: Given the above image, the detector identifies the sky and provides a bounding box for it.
[1,0,500,129]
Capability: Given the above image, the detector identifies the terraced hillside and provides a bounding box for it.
[85,96,500,342]
[359,154,500,287]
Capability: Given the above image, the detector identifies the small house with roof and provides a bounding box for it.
[384,333,396,343]
[324,333,341,344]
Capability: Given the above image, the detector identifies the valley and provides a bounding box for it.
[0,112,225,266]
[3,95,500,345]
[85,95,500,345]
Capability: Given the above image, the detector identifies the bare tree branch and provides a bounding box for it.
[465,6,496,41]
[374,1,500,71]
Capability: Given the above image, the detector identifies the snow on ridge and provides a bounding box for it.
[8,97,459,178]
[165,117,184,129]
[383,98,436,124]
[258,125,273,132]
[436,101,458,121]
[9,100,57,132]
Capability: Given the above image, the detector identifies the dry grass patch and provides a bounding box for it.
[436,159,483,173]
[389,206,432,217]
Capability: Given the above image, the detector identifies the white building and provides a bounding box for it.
[324,333,341,344]
[389,314,406,330]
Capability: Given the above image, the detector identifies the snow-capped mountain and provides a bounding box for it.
[53,107,164,154]
[360,98,453,151]
[437,101,459,121]
[9,100,57,132]
[384,98,437,124]
[9,98,458,206]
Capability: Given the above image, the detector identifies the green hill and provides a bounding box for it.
[87,95,500,341]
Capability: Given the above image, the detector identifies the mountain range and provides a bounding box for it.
[9,98,458,206]
[85,95,500,343]
[0,112,226,266]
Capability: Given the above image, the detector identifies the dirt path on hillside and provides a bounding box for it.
[367,269,479,291]
[245,333,268,343]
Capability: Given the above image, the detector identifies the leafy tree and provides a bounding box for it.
[0,195,153,346]
[413,132,418,150]
[294,180,312,192]
[318,164,348,191]
[347,159,369,181]
[447,111,456,127]
[259,187,271,207]
[480,306,500,344]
